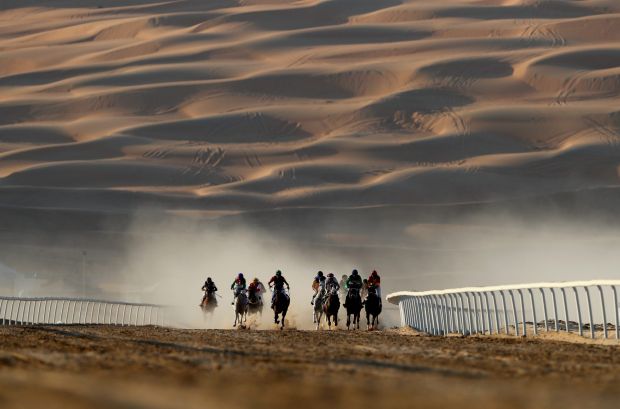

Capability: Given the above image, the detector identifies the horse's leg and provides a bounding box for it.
[356,311,360,330]
[281,308,286,330]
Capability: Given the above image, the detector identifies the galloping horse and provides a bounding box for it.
[200,291,218,315]
[272,288,290,330]
[247,290,263,317]
[364,286,382,330]
[345,288,363,330]
[313,290,325,330]
[323,290,340,329]
[234,291,249,327]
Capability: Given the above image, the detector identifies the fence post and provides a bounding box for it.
[584,287,595,339]
[508,290,518,336]
[517,289,526,336]
[596,286,608,339]
[612,286,619,340]
[528,288,537,335]
[0,299,5,325]
[572,287,583,337]
[464,293,473,335]
[539,288,549,331]
[491,292,500,335]
[457,293,467,335]
[9,300,15,325]
[500,291,509,334]
[484,292,493,334]
[550,288,559,332]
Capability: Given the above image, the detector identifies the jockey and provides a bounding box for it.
[269,270,290,308]
[325,273,340,294]
[368,270,382,302]
[230,273,247,304]
[344,269,363,308]
[248,278,262,304]
[200,277,218,306]
[311,271,326,305]
[361,278,369,300]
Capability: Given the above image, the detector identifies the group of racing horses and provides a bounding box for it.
[199,274,382,331]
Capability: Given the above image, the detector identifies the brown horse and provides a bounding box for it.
[345,288,363,330]
[323,290,340,329]
[200,291,218,314]
[364,287,382,330]
[272,288,290,330]
[247,289,263,317]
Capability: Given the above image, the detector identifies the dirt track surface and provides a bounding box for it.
[0,326,619,409]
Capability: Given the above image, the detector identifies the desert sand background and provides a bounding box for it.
[2,0,620,318]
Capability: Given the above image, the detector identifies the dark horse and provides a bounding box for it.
[248,289,263,317]
[200,290,218,314]
[323,290,340,329]
[364,286,382,330]
[272,288,290,330]
[345,288,363,330]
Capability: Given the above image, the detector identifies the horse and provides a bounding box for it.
[313,291,325,330]
[247,290,264,317]
[345,288,363,330]
[233,291,249,327]
[364,287,382,330]
[323,290,340,329]
[272,288,290,330]
[200,291,218,315]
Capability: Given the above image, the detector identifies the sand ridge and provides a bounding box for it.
[1,0,620,213]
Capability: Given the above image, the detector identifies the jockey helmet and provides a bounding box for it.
[341,274,347,279]
[238,273,244,279]
[253,277,259,282]
[352,269,359,276]
[276,270,282,276]
[317,271,324,277]
[372,270,378,276]
[327,273,334,278]
[363,279,368,283]
[207,277,212,282]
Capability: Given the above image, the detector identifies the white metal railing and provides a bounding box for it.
[0,296,165,326]
[387,280,620,340]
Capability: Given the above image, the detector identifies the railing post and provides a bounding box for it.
[491,292,500,335]
[465,293,473,335]
[560,288,569,332]
[472,292,481,334]
[447,295,454,333]
[9,300,15,325]
[550,288,559,331]
[416,297,424,330]
[612,286,619,340]
[584,287,594,339]
[539,288,549,331]
[484,292,493,334]
[528,288,537,335]
[517,289,526,336]
[500,291,509,335]
[572,287,583,337]
[597,286,608,339]
[509,290,519,336]
[0,298,5,325]
[457,293,466,335]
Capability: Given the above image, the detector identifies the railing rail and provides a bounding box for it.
[0,296,166,326]
[387,280,620,340]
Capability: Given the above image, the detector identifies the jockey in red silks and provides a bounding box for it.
[367,270,382,303]
[248,277,263,304]
[268,270,290,308]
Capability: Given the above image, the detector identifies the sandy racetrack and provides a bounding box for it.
[0,326,619,409]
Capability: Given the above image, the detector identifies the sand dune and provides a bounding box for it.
[1,0,620,214]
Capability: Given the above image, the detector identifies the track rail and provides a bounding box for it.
[0,296,165,326]
[387,280,620,340]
